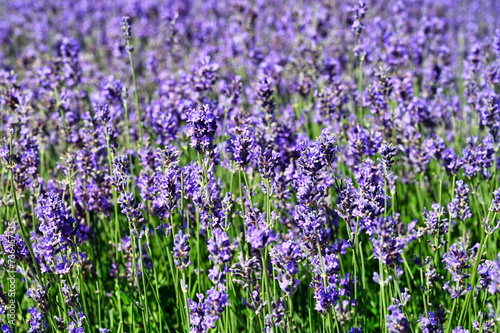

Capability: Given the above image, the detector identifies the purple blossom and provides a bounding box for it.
[447,180,472,223]
[442,240,478,283]
[207,228,234,266]
[270,239,305,295]
[255,76,276,124]
[387,307,410,333]
[28,307,48,333]
[418,311,444,333]
[293,204,326,253]
[117,191,145,232]
[173,229,191,270]
[378,142,397,171]
[423,203,448,237]
[441,149,463,176]
[461,135,495,178]
[1,325,13,333]
[490,188,500,212]
[310,251,342,313]
[32,193,77,271]
[152,167,181,220]
[370,215,418,268]
[265,298,286,330]
[245,212,277,250]
[478,253,500,294]
[257,147,280,180]
[316,128,339,164]
[186,105,217,153]
[228,126,255,166]
[351,1,367,36]
[188,286,228,332]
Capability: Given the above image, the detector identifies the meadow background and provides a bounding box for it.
[1,0,500,332]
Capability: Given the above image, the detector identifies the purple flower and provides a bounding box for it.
[32,193,77,271]
[207,228,234,266]
[351,1,367,36]
[387,307,410,333]
[310,251,342,313]
[245,213,277,250]
[257,147,280,180]
[231,252,261,291]
[111,155,130,192]
[28,307,48,333]
[472,311,494,332]
[423,203,448,237]
[265,298,286,330]
[478,253,500,294]
[26,280,50,312]
[228,126,255,166]
[461,135,495,178]
[117,191,145,232]
[370,214,418,268]
[378,142,397,171]
[345,125,383,166]
[152,167,181,220]
[490,188,500,212]
[442,281,471,298]
[297,141,327,176]
[447,180,472,223]
[441,149,463,176]
[442,240,478,283]
[188,286,228,333]
[181,162,202,201]
[315,79,348,122]
[0,230,29,260]
[193,56,219,93]
[173,229,191,270]
[270,239,305,295]
[317,128,339,164]
[418,311,444,333]
[1,325,13,333]
[61,279,86,332]
[121,16,132,39]
[293,204,326,253]
[256,76,276,124]
[186,105,217,153]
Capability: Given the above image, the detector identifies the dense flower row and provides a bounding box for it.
[0,0,500,332]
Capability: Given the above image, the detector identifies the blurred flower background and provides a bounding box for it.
[1,0,500,332]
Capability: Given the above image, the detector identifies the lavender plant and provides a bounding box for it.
[1,0,500,332]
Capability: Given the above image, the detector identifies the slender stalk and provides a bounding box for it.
[447,175,456,252]
[124,40,144,146]
[8,131,43,281]
[358,36,364,123]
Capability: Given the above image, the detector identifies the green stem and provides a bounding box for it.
[125,41,144,146]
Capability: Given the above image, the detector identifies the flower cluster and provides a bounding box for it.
[2,0,500,332]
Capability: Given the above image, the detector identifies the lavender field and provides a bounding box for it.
[1,0,500,332]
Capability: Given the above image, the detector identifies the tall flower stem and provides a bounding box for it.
[378,248,387,332]
[457,215,490,327]
[358,37,364,123]
[53,87,70,142]
[316,242,336,333]
[447,175,456,252]
[447,298,458,333]
[135,226,151,332]
[238,166,248,256]
[124,38,143,146]
[8,131,42,281]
